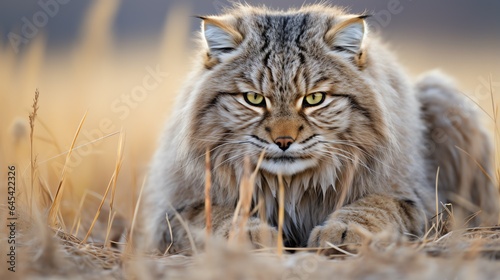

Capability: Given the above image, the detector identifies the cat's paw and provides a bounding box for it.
[307,220,364,248]
[245,218,279,248]
[216,218,279,248]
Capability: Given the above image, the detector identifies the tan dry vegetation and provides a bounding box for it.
[1,1,500,279]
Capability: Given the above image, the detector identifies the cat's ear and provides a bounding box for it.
[325,16,368,66]
[200,16,243,59]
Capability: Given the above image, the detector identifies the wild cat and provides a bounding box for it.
[140,4,499,253]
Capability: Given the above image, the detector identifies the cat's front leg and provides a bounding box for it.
[307,194,425,248]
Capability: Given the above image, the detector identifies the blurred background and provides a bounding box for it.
[1,0,499,239]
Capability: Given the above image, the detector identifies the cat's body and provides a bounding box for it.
[140,4,498,253]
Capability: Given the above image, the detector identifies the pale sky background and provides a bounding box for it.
[1,0,499,48]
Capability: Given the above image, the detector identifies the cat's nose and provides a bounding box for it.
[274,136,294,151]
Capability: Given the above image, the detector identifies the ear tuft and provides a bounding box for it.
[202,17,242,58]
[325,16,367,57]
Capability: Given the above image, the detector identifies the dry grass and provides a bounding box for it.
[1,2,500,279]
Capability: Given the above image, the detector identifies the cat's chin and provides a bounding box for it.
[259,158,318,176]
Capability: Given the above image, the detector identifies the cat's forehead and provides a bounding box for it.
[237,15,330,97]
[253,13,310,31]
[244,13,327,44]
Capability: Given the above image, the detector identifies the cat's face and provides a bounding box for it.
[190,7,386,176]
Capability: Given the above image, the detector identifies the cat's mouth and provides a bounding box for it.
[264,155,301,162]
[259,155,317,175]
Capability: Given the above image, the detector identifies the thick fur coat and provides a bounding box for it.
[140,4,498,253]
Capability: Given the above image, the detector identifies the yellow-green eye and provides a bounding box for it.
[303,92,326,107]
[244,92,266,107]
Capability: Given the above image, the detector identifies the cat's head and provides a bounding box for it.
[188,5,388,176]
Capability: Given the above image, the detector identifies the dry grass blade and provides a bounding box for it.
[251,149,267,180]
[205,148,212,238]
[448,194,480,218]
[38,131,121,165]
[231,198,243,231]
[489,75,496,124]
[82,169,114,244]
[454,146,494,183]
[277,173,285,256]
[172,209,198,255]
[458,89,494,121]
[82,131,124,244]
[227,154,264,245]
[325,242,358,257]
[37,174,54,209]
[435,166,440,238]
[418,223,437,249]
[104,211,118,247]
[441,202,455,228]
[464,211,482,227]
[489,76,500,210]
[105,131,125,247]
[236,157,254,243]
[495,104,500,185]
[70,190,88,235]
[48,110,88,228]
[126,176,147,254]
[164,213,174,255]
[29,89,40,215]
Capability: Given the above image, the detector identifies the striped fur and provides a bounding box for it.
[140,4,499,253]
